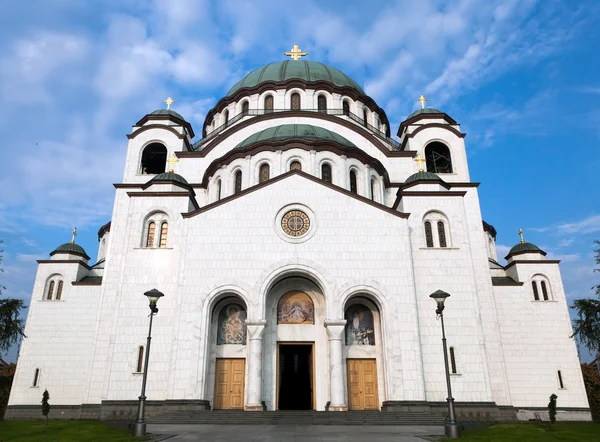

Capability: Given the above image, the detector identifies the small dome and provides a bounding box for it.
[150,171,189,185]
[50,243,90,259]
[227,61,365,97]
[149,109,186,121]
[236,124,356,149]
[505,242,546,259]
[405,170,444,185]
[407,108,444,119]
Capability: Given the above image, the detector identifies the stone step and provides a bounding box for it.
[150,410,445,426]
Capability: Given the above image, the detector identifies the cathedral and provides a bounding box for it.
[6,46,591,422]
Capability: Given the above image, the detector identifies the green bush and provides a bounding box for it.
[581,364,600,422]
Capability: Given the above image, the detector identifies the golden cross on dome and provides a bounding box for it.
[414,154,426,172]
[284,43,308,60]
[418,95,428,109]
[71,227,77,244]
[164,96,175,110]
[167,153,179,173]
[519,228,525,244]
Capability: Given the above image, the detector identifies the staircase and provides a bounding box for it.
[150,410,445,426]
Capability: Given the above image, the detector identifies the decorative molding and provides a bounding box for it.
[183,169,410,220]
[504,259,561,270]
[397,112,459,136]
[126,191,200,210]
[133,113,196,139]
[127,124,194,151]
[36,260,91,270]
[399,123,466,150]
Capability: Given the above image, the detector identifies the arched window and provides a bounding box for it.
[223,109,229,125]
[541,281,549,301]
[140,143,167,175]
[47,281,55,300]
[317,95,327,112]
[136,346,144,373]
[321,163,332,183]
[374,115,380,132]
[159,222,168,248]
[146,221,156,248]
[349,170,357,194]
[216,179,221,201]
[425,142,453,173]
[532,281,540,301]
[33,368,40,387]
[234,170,242,194]
[363,108,368,126]
[424,221,434,248]
[56,281,63,301]
[259,163,270,183]
[290,161,302,171]
[345,304,375,345]
[264,95,274,113]
[370,178,377,201]
[437,221,447,248]
[343,100,350,116]
[241,101,249,115]
[291,93,301,110]
[558,370,565,389]
[449,347,457,374]
[217,303,247,344]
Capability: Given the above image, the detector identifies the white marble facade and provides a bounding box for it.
[8,59,591,420]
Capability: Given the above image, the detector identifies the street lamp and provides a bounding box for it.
[132,289,164,437]
[429,290,460,439]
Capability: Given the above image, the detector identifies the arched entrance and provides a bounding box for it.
[263,277,327,410]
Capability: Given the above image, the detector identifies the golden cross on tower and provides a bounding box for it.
[167,153,179,173]
[284,43,308,60]
[418,95,428,109]
[71,227,77,244]
[414,154,426,172]
[164,96,175,110]
[519,228,525,244]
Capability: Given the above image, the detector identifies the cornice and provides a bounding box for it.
[37,260,92,270]
[399,123,466,150]
[504,259,561,270]
[397,113,458,137]
[127,124,193,151]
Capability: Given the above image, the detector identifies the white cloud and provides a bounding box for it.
[495,243,511,261]
[534,214,600,235]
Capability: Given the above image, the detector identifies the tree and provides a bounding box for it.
[0,362,16,418]
[548,393,558,424]
[571,240,600,354]
[581,364,600,422]
[0,239,27,353]
[41,389,50,425]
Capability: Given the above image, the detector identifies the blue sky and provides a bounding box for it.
[0,0,599,363]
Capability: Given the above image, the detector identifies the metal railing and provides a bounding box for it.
[193,108,401,150]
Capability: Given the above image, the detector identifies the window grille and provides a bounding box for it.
[137,346,144,373]
[321,164,332,183]
[437,221,447,248]
[234,171,242,193]
[159,222,168,248]
[424,222,434,247]
[449,347,457,374]
[146,222,155,248]
[47,281,55,300]
[56,281,63,300]
[349,170,357,193]
[290,161,302,171]
[259,164,270,183]
[541,281,549,300]
[291,93,301,110]
[532,281,540,301]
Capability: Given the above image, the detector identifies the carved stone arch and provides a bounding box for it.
[531,273,552,300]
[285,88,305,110]
[257,159,272,183]
[44,273,63,300]
[422,210,451,248]
[141,209,170,248]
[256,261,334,320]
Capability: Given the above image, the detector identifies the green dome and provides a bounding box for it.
[407,108,444,119]
[227,61,365,97]
[405,170,444,185]
[506,242,546,259]
[236,124,356,149]
[151,171,189,185]
[149,109,186,121]
[50,243,90,259]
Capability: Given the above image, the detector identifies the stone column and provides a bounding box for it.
[325,320,348,411]
[245,320,267,411]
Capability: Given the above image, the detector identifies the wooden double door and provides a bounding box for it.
[214,358,245,409]
[347,359,379,410]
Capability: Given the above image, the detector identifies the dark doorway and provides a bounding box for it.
[278,344,313,410]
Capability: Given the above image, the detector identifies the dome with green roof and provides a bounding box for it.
[149,109,186,121]
[150,171,189,185]
[505,242,546,259]
[407,108,444,119]
[405,170,444,185]
[50,243,90,260]
[227,61,365,97]
[236,124,356,149]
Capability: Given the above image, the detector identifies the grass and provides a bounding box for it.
[442,423,600,441]
[0,419,150,441]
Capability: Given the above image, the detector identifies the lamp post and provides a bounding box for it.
[429,290,460,439]
[132,288,164,437]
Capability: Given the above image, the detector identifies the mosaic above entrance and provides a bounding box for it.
[217,303,247,344]
[345,305,375,345]
[277,291,315,324]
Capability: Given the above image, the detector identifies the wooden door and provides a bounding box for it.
[347,359,379,410]
[214,358,245,409]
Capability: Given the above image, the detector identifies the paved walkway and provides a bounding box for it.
[146,424,445,441]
